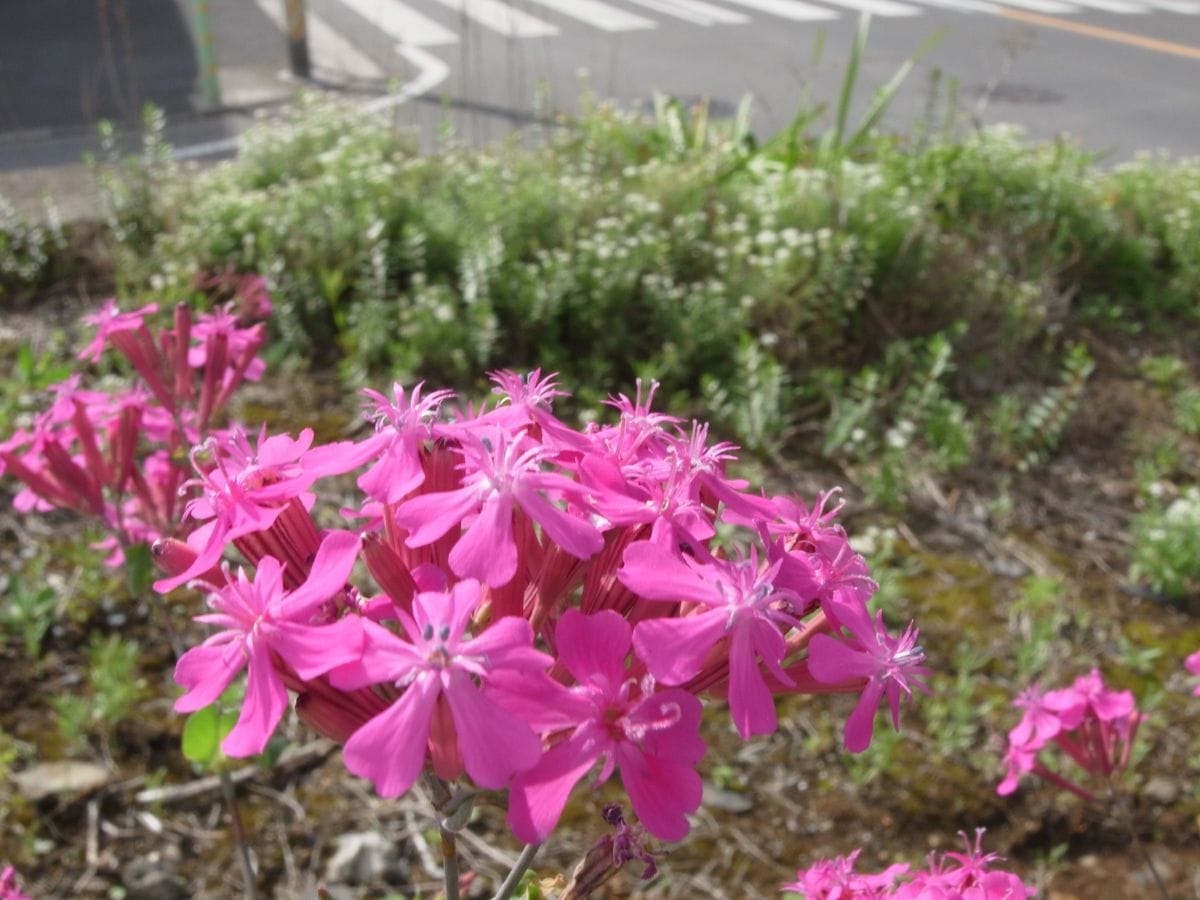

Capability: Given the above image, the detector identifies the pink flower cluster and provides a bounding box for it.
[0,865,30,900]
[997,670,1141,801]
[1186,651,1200,696]
[148,369,930,843]
[0,298,268,566]
[782,831,1035,899]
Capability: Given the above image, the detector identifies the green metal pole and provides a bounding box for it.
[190,0,221,109]
[283,0,311,80]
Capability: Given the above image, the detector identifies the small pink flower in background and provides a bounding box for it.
[77,299,159,363]
[782,848,909,898]
[784,831,1035,899]
[895,830,1037,899]
[997,669,1141,800]
[0,865,30,900]
[1187,650,1200,695]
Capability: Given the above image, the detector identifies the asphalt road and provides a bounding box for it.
[0,0,1198,169]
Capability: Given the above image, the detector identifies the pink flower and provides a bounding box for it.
[503,609,705,843]
[895,830,1036,899]
[996,739,1038,797]
[393,426,603,587]
[156,427,358,592]
[0,865,31,900]
[1043,669,1135,727]
[805,595,930,752]
[77,299,159,363]
[782,849,908,898]
[353,382,455,504]
[996,670,1141,798]
[337,580,550,797]
[1008,685,1063,748]
[1187,650,1200,696]
[786,831,1035,900]
[173,531,363,756]
[621,542,803,739]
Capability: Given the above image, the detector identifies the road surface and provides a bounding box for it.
[0,0,1197,171]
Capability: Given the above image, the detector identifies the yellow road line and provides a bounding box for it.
[997,7,1200,61]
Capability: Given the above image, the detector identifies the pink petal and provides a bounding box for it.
[343,676,440,798]
[331,618,423,689]
[515,488,603,560]
[154,519,226,593]
[358,436,426,504]
[632,609,728,685]
[221,649,289,757]
[284,530,362,619]
[728,625,777,739]
[445,670,542,789]
[807,633,876,685]
[173,636,244,713]
[615,743,703,841]
[507,735,599,844]
[445,579,484,644]
[484,670,592,732]
[465,616,552,671]
[618,542,719,606]
[449,494,517,586]
[843,679,885,753]
[554,609,631,688]
[396,485,480,547]
[275,616,364,681]
[627,688,706,763]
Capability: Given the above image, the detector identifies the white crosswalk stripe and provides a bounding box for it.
[1144,0,1200,11]
[986,0,1081,13]
[340,0,459,46]
[1065,0,1150,11]
[254,0,387,77]
[814,0,923,14]
[425,0,561,37]
[914,0,1000,13]
[521,0,658,30]
[712,0,838,19]
[621,0,752,25]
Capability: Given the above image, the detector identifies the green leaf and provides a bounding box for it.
[182,706,220,765]
[124,541,154,598]
[217,709,239,743]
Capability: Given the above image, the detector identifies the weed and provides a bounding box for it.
[0,194,66,297]
[1172,387,1200,437]
[0,573,59,659]
[1008,575,1069,682]
[820,329,972,509]
[1130,485,1200,601]
[1138,354,1188,391]
[1001,343,1094,472]
[52,633,146,753]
